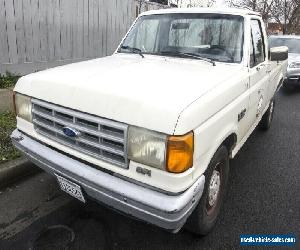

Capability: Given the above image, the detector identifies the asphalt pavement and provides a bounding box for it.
[0,88,299,250]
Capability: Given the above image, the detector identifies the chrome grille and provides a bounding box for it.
[32,99,128,168]
[294,63,300,68]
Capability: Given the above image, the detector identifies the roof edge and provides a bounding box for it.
[140,7,261,17]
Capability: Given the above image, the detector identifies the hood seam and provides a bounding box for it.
[172,71,242,134]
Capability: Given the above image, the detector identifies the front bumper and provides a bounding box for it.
[285,69,300,86]
[11,129,205,232]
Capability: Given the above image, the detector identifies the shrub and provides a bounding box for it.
[0,112,21,163]
[0,72,20,89]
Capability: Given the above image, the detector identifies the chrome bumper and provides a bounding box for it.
[285,70,300,85]
[11,129,205,232]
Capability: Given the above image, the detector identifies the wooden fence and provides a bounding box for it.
[0,0,166,75]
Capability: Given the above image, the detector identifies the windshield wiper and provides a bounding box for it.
[120,46,144,58]
[160,51,216,66]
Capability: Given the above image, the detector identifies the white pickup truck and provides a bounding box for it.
[11,8,288,235]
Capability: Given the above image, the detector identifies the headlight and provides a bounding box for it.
[14,93,32,122]
[128,126,167,170]
[289,62,300,68]
[128,126,194,173]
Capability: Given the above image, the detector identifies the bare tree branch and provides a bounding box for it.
[230,0,300,34]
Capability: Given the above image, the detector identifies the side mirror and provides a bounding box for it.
[270,46,288,61]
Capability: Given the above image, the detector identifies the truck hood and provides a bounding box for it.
[16,54,242,134]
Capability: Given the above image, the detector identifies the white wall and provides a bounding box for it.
[0,0,167,75]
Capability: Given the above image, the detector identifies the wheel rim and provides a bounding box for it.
[268,101,274,124]
[206,161,224,215]
[208,169,221,207]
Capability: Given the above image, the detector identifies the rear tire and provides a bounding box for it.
[185,146,229,235]
[259,99,275,131]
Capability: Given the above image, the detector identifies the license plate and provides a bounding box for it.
[55,174,86,203]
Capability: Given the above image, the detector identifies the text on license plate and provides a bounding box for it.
[55,174,86,203]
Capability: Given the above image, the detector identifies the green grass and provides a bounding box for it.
[0,72,20,89]
[0,112,21,164]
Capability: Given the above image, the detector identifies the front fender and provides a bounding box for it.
[192,117,238,181]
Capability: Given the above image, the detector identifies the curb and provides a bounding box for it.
[0,157,41,189]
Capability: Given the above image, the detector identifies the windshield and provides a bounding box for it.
[118,14,244,63]
[269,37,300,54]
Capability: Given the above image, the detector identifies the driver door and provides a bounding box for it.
[248,19,270,126]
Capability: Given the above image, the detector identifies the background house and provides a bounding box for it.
[168,0,210,7]
[267,22,284,35]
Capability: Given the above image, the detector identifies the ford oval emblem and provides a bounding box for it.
[63,127,80,138]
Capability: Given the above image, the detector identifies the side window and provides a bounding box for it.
[250,20,265,67]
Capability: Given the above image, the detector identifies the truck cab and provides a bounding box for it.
[11,8,288,235]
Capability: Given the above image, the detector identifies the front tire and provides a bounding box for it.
[259,99,275,131]
[185,146,229,235]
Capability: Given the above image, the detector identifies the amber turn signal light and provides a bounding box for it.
[166,131,194,173]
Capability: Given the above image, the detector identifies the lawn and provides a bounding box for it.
[0,72,20,89]
[0,112,21,163]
